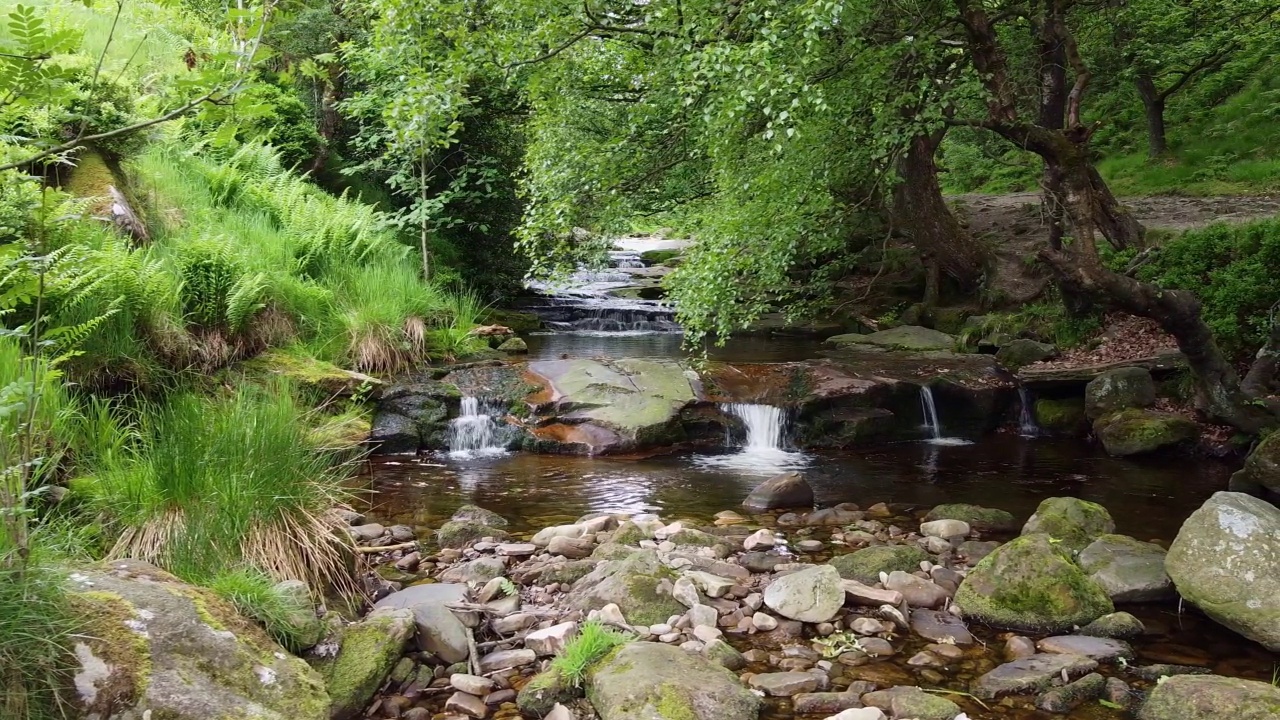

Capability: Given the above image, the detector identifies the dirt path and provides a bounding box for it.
[954,192,1280,305]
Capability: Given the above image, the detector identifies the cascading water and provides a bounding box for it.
[447,397,508,458]
[918,387,972,446]
[1017,386,1041,437]
[691,403,809,474]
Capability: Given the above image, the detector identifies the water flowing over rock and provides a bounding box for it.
[742,471,815,512]
[954,533,1113,632]
[66,560,328,720]
[1021,496,1115,552]
[586,642,762,720]
[1165,492,1280,650]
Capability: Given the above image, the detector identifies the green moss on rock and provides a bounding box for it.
[1093,409,1198,457]
[310,608,416,720]
[954,533,1113,633]
[1021,496,1115,552]
[436,520,510,549]
[1034,398,1087,434]
[828,545,930,584]
[924,503,1018,533]
[1138,675,1280,720]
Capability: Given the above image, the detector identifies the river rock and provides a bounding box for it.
[1229,430,1280,495]
[1094,409,1198,456]
[862,686,962,720]
[827,326,956,351]
[445,691,488,718]
[547,534,595,559]
[437,520,510,549]
[452,504,510,527]
[687,571,736,598]
[1020,496,1115,551]
[829,545,930,584]
[792,691,863,714]
[971,653,1099,699]
[741,552,785,573]
[526,621,578,656]
[827,710,887,720]
[1085,366,1157,420]
[439,557,506,584]
[1165,492,1280,650]
[920,519,969,539]
[925,503,1018,532]
[311,607,416,720]
[1034,397,1088,434]
[884,571,949,609]
[1137,674,1280,720]
[702,639,747,670]
[349,523,386,542]
[1036,635,1134,661]
[532,523,586,546]
[66,560,330,720]
[1035,672,1105,714]
[954,533,1113,632]
[909,609,974,645]
[997,339,1058,368]
[764,565,845,623]
[524,358,699,454]
[840,579,903,607]
[743,528,777,550]
[586,642,761,720]
[1077,611,1145,639]
[749,672,822,696]
[743,472,815,512]
[479,648,536,672]
[568,549,685,626]
[1078,534,1175,602]
[451,674,496,695]
[373,583,470,662]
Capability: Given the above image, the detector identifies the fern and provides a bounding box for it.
[226,271,269,331]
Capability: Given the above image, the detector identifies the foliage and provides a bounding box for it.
[76,380,357,593]
[208,567,314,652]
[0,541,78,720]
[1140,217,1280,357]
[545,621,631,688]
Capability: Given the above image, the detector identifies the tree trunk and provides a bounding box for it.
[307,64,344,176]
[1135,74,1168,157]
[892,132,986,288]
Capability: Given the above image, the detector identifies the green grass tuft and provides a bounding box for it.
[208,568,315,653]
[545,621,632,688]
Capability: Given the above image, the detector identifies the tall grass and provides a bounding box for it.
[78,380,358,593]
[0,540,78,720]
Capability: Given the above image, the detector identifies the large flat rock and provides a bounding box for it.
[971,653,1099,699]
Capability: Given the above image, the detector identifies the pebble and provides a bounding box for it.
[926,643,965,660]
[797,539,825,552]
[849,617,891,635]
[484,688,516,705]
[743,592,764,611]
[477,649,536,672]
[672,577,701,607]
[394,552,421,571]
[906,650,944,667]
[689,604,718,628]
[744,528,777,550]
[496,543,536,557]
[752,612,779,631]
[449,674,495,696]
[444,691,488,718]
[747,671,821,696]
[693,625,723,643]
[649,623,673,635]
[858,637,895,657]
[920,519,970,538]
[544,703,573,720]
[660,632,682,643]
[816,622,835,636]
[1005,635,1037,659]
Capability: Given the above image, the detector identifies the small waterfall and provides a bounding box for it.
[724,403,788,451]
[918,386,972,446]
[690,403,809,474]
[1017,386,1041,437]
[448,397,508,457]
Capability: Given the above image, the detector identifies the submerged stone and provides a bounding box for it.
[971,653,1099,699]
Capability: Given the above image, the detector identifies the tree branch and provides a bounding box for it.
[503,27,592,70]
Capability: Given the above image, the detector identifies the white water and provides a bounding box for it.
[448,397,508,458]
[691,403,810,474]
[1017,386,1041,437]
[919,387,972,446]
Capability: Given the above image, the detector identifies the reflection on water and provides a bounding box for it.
[361,435,1233,542]
[524,332,830,362]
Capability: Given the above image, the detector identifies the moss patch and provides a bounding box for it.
[1093,408,1198,456]
[1034,397,1087,434]
[311,611,413,720]
[655,682,698,720]
[68,590,151,712]
[828,544,930,584]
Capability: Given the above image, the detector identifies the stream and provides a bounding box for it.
[361,236,1279,719]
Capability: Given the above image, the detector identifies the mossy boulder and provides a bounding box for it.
[924,503,1018,533]
[1084,367,1156,420]
[1093,409,1198,456]
[1034,397,1088,434]
[1228,429,1280,495]
[669,528,735,557]
[825,326,956,352]
[497,337,528,353]
[247,349,382,398]
[66,559,329,720]
[371,381,461,454]
[640,249,683,266]
[437,520,510,549]
[1021,496,1115,552]
[310,608,416,720]
[1165,492,1280,651]
[567,550,685,626]
[611,520,652,546]
[272,579,324,651]
[996,339,1058,369]
[828,545,930,584]
[587,642,762,720]
[451,504,510,528]
[1138,675,1280,720]
[954,533,1113,632]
